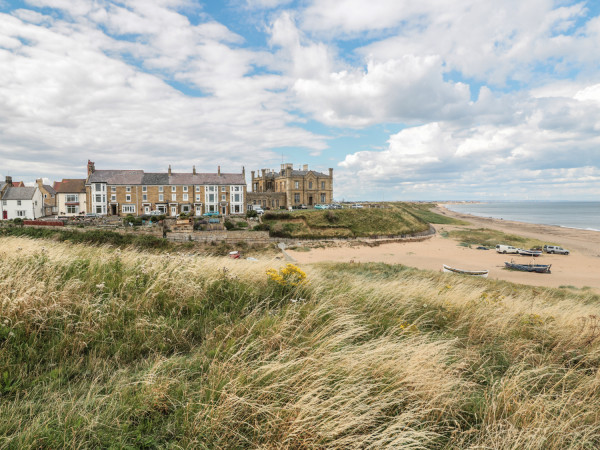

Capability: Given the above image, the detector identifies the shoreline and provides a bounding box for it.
[287,206,600,291]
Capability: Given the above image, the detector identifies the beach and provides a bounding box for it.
[287,205,600,291]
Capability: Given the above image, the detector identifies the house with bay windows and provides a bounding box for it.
[54,179,87,216]
[85,161,246,217]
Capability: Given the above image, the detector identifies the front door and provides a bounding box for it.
[171,206,177,216]
[110,204,117,216]
[2,211,6,220]
[144,205,150,214]
[221,206,227,215]
[308,196,313,206]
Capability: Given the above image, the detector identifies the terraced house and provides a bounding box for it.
[85,161,246,217]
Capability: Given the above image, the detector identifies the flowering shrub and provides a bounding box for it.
[266,264,307,287]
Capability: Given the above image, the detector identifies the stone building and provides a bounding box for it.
[85,161,247,217]
[248,163,333,210]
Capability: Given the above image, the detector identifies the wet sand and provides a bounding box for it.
[288,206,600,291]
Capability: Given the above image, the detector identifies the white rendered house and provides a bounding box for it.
[1,186,43,220]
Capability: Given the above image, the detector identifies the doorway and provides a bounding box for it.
[110,204,117,216]
[308,196,313,206]
[171,205,177,216]
[2,211,6,220]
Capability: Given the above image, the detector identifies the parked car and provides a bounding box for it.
[329,204,342,209]
[351,204,364,209]
[543,245,570,255]
[496,244,519,254]
[84,213,99,218]
[314,204,328,210]
[299,204,308,209]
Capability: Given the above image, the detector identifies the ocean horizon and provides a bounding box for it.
[443,201,600,232]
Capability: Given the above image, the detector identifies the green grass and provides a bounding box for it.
[446,227,550,249]
[1,237,600,448]
[264,205,431,238]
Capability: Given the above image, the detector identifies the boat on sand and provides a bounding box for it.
[517,248,542,257]
[443,264,489,278]
[504,261,551,273]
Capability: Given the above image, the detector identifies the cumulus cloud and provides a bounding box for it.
[338,84,600,199]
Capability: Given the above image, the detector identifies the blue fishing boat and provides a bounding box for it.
[504,261,551,273]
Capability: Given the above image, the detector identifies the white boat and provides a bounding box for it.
[443,264,489,278]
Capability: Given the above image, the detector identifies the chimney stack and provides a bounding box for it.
[303,164,308,171]
[168,165,172,176]
[5,175,12,186]
[87,160,95,177]
[36,178,44,188]
[193,165,196,175]
[218,166,221,176]
[329,168,333,178]
[242,166,246,178]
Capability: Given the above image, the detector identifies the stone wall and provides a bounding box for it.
[168,230,271,245]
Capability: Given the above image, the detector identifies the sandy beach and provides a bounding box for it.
[288,205,600,291]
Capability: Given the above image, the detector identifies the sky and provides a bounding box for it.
[1,0,600,201]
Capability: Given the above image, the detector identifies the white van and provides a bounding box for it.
[496,244,519,254]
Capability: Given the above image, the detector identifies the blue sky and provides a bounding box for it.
[1,0,600,200]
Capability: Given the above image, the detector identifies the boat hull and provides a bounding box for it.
[504,262,551,273]
[443,264,489,278]
[517,249,542,257]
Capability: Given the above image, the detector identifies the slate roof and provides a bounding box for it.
[3,186,37,200]
[88,170,246,186]
[55,179,86,193]
[0,182,6,193]
[43,185,56,195]
[290,170,329,177]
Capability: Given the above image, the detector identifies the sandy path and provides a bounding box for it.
[287,206,600,291]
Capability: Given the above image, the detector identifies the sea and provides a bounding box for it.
[443,201,600,232]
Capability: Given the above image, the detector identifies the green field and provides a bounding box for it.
[1,236,599,448]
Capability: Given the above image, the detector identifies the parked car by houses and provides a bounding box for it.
[329,204,342,209]
[299,204,308,209]
[314,204,329,210]
[543,245,570,255]
[496,244,519,254]
[351,204,364,209]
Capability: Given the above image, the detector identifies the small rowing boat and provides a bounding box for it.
[443,264,489,278]
[517,248,542,257]
[504,261,551,273]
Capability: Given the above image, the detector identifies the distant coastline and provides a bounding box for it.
[442,201,600,233]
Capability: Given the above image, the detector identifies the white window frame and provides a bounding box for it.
[159,186,164,192]
[183,186,188,192]
[126,186,131,193]
[171,186,176,192]
[122,205,136,214]
[142,186,147,192]
[183,193,188,201]
[159,194,164,202]
[172,194,177,201]
[126,194,131,202]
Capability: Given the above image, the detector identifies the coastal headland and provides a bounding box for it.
[288,204,600,291]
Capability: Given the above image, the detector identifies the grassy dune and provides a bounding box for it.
[263,204,439,239]
[1,237,600,448]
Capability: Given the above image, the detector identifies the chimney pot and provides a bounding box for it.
[218,166,221,176]
[193,165,196,175]
[168,165,172,176]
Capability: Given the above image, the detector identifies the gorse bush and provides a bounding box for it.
[1,237,600,448]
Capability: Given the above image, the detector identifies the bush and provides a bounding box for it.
[224,220,235,230]
[237,221,249,228]
[263,212,292,220]
[13,218,24,226]
[253,223,270,232]
[325,210,339,223]
[122,215,142,226]
[246,210,258,219]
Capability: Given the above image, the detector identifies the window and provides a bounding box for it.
[66,194,78,202]
[126,194,131,202]
[171,186,176,192]
[195,194,200,202]
[142,194,147,201]
[183,186,188,192]
[182,205,190,213]
[17,210,26,217]
[195,186,200,192]
[183,193,188,201]
[221,194,226,201]
[67,205,78,214]
[142,186,147,192]
[294,193,300,203]
[159,194,164,202]
[17,200,21,206]
[159,186,164,192]
[208,194,215,202]
[295,181,299,189]
[2,200,6,206]
[221,186,226,192]
[111,194,116,202]
[234,194,240,202]
[309,181,313,189]
[95,184,101,191]
[321,181,325,189]
[126,186,131,192]
[208,186,215,192]
[44,194,47,199]
[96,206,103,214]
[122,205,135,213]
[95,194,102,202]
[172,194,177,201]
[321,193,326,203]
[111,186,116,192]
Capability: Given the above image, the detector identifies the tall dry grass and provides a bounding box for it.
[0,236,599,448]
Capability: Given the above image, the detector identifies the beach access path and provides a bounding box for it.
[287,205,600,291]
